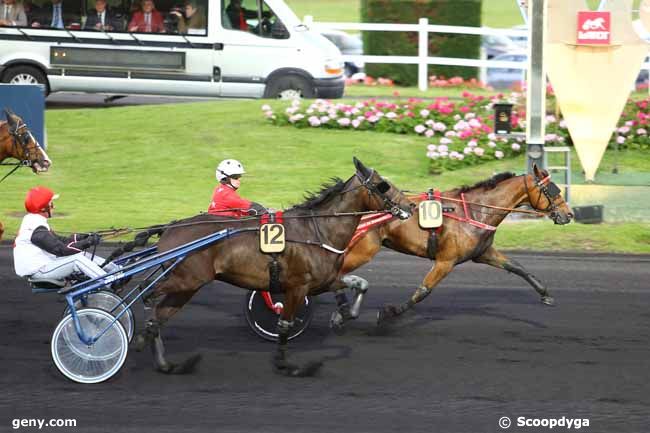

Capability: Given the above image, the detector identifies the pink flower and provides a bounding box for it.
[637,128,647,135]
[264,111,274,118]
[425,129,435,138]
[445,131,457,137]
[468,140,478,148]
[616,136,625,144]
[308,116,321,127]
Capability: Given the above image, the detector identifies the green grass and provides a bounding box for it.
[0,100,648,254]
[285,0,642,27]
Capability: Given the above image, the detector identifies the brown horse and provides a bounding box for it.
[0,109,52,240]
[329,164,573,330]
[134,158,413,377]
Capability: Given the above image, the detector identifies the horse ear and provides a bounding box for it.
[532,163,542,178]
[353,157,369,177]
[3,108,16,128]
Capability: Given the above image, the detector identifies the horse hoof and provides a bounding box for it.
[131,334,148,352]
[376,305,398,325]
[541,295,555,306]
[329,311,346,335]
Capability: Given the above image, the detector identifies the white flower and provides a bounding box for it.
[306,108,314,114]
[428,151,440,159]
[425,119,435,127]
[458,154,465,160]
[637,128,647,135]
[368,115,380,123]
[618,126,630,134]
[454,114,462,121]
[625,120,634,127]
[463,147,473,155]
[286,107,298,114]
[439,138,452,146]
[449,151,461,160]
[338,118,351,126]
[289,114,305,123]
[545,134,558,142]
[495,150,505,159]
[511,142,521,151]
[559,120,567,129]
[488,133,497,140]
[488,141,497,148]
[434,122,447,132]
[261,104,271,111]
[454,120,470,131]
[420,109,430,117]
[319,116,330,124]
[351,108,360,115]
[616,135,625,144]
[468,140,478,148]
[264,111,274,118]
[445,131,457,137]
[474,147,485,156]
[386,112,397,119]
[546,115,557,123]
[438,144,449,153]
[439,151,449,157]
[414,124,426,134]
[352,119,361,128]
[425,129,434,138]
[464,112,476,120]
[427,144,437,151]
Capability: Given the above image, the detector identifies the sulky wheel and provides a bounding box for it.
[51,308,128,384]
[62,291,135,342]
[243,291,315,342]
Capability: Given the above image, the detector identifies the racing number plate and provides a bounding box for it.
[418,200,443,228]
[260,223,286,253]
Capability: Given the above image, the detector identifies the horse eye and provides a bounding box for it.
[376,181,390,194]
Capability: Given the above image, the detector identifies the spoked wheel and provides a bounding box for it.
[62,291,135,342]
[51,308,128,384]
[243,291,315,342]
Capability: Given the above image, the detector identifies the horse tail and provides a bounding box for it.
[101,224,169,267]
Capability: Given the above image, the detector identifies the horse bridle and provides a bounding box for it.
[346,169,411,218]
[0,120,41,184]
[524,172,563,214]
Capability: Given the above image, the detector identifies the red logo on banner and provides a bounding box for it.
[577,11,611,45]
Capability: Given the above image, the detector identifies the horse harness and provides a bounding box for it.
[0,119,39,184]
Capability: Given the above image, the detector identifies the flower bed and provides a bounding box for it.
[262,92,650,174]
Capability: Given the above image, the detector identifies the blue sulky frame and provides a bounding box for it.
[62,227,251,346]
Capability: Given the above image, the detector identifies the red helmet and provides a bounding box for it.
[25,186,59,213]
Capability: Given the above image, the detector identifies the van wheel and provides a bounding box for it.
[2,65,50,96]
[265,75,315,100]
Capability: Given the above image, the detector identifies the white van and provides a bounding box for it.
[0,0,345,99]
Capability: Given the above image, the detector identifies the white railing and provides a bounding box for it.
[305,16,650,92]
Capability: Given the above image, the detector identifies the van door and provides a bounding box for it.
[219,0,293,98]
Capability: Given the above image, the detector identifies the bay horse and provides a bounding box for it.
[0,109,52,240]
[329,164,573,329]
[134,158,413,377]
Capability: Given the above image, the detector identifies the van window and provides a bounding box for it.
[222,0,288,39]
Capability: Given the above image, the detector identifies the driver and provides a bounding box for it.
[208,159,266,218]
[13,186,113,281]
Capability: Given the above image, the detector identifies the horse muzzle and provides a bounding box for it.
[391,207,412,220]
[551,211,572,225]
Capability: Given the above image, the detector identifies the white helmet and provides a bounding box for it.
[216,159,246,181]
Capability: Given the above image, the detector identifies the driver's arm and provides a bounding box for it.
[31,227,97,256]
[248,202,267,215]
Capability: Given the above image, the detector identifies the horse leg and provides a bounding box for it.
[377,260,454,324]
[474,246,554,305]
[273,288,323,377]
[134,289,203,374]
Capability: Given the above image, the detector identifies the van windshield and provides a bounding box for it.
[222,0,290,39]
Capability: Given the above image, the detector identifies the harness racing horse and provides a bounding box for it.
[331,165,573,330]
[134,158,413,377]
[0,109,52,240]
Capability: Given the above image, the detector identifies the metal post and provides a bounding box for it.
[525,0,547,174]
[418,18,429,92]
[517,0,529,25]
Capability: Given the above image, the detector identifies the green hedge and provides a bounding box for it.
[361,0,482,86]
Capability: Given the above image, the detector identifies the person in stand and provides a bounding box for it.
[128,0,164,33]
[84,0,121,31]
[207,159,266,218]
[171,0,206,34]
[30,0,77,29]
[0,0,28,27]
[13,186,115,282]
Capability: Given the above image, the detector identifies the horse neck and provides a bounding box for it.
[0,124,12,162]
[294,184,369,250]
[459,175,529,227]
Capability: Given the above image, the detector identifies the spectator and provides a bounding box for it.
[172,0,206,34]
[31,0,78,29]
[0,0,27,27]
[128,0,164,33]
[225,0,256,31]
[22,0,41,25]
[84,0,121,31]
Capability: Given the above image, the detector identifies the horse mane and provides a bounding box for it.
[289,177,347,210]
[457,172,517,193]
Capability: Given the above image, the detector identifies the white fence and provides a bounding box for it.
[305,16,650,92]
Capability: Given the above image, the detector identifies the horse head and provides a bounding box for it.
[352,157,413,220]
[525,164,573,225]
[3,108,51,173]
